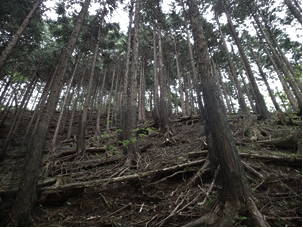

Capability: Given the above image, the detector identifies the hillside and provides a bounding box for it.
[0,110,302,227]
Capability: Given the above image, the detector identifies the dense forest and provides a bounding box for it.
[0,0,302,226]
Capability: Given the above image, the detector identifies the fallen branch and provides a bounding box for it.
[39,159,206,195]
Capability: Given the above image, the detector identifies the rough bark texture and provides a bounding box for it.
[187,0,268,226]
[5,0,91,225]
[125,0,140,164]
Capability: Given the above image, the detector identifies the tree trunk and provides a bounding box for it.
[217,65,232,113]
[250,49,281,112]
[67,71,85,139]
[251,18,302,107]
[212,60,227,111]
[77,12,105,155]
[231,46,256,113]
[0,0,43,72]
[165,59,173,117]
[181,0,204,121]
[106,67,116,132]
[119,0,134,140]
[215,15,249,114]
[174,36,186,117]
[112,65,120,127]
[0,62,39,160]
[51,54,81,153]
[125,0,140,165]
[5,0,91,225]
[96,69,107,135]
[187,0,268,225]
[255,9,302,91]
[138,62,143,122]
[257,31,298,111]
[157,20,169,129]
[187,72,197,115]
[222,0,270,119]
[153,24,161,128]
[284,0,302,24]
[184,71,191,116]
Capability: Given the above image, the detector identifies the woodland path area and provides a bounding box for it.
[0,109,301,227]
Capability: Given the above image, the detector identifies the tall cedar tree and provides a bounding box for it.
[186,0,268,226]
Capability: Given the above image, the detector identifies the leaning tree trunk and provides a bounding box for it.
[222,0,270,119]
[250,48,281,112]
[67,70,85,139]
[215,14,249,114]
[124,0,140,166]
[251,18,302,107]
[230,46,256,113]
[77,13,104,155]
[50,53,81,153]
[254,8,302,91]
[0,63,39,160]
[0,0,43,73]
[256,30,298,111]
[284,0,302,24]
[5,0,91,225]
[187,0,268,226]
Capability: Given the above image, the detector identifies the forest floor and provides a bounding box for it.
[0,109,302,227]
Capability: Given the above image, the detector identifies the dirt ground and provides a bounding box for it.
[0,109,302,226]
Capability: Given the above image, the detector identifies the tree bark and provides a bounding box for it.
[119,0,134,140]
[124,0,140,165]
[6,0,91,225]
[187,0,268,225]
[157,19,169,129]
[0,0,43,72]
